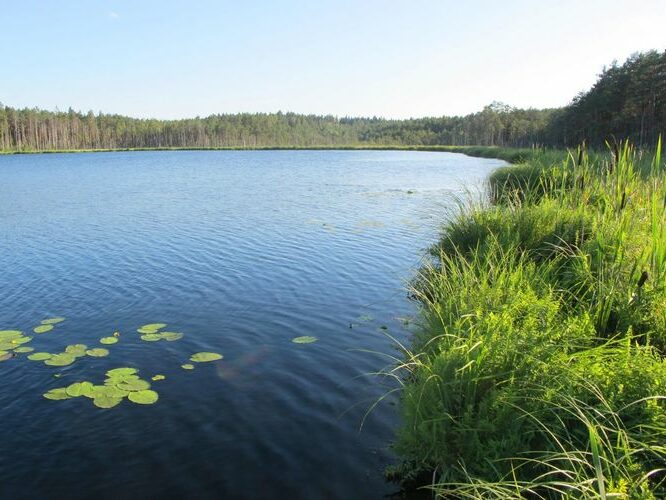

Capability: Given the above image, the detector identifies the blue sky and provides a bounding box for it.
[2,0,665,119]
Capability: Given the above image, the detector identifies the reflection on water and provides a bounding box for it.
[0,150,502,499]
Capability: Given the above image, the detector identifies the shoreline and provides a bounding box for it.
[0,144,539,163]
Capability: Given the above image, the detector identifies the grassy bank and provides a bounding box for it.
[391,142,666,497]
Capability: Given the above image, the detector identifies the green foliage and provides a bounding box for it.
[40,317,65,325]
[291,336,318,344]
[394,143,666,497]
[44,353,76,366]
[189,352,223,362]
[2,51,663,152]
[550,50,666,146]
[128,390,159,405]
[140,331,183,342]
[85,348,109,357]
[27,352,52,361]
[137,323,167,334]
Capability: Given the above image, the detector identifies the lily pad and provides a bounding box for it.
[66,381,94,398]
[93,395,123,409]
[43,388,72,400]
[190,352,223,363]
[116,379,151,392]
[11,336,33,345]
[92,385,128,399]
[140,333,162,342]
[65,344,88,357]
[41,317,65,325]
[291,336,318,344]
[161,332,184,341]
[44,353,76,366]
[86,348,109,357]
[28,352,53,361]
[100,336,118,345]
[105,374,139,386]
[181,364,194,370]
[106,367,137,377]
[34,324,54,334]
[13,346,34,353]
[0,330,23,341]
[0,352,12,361]
[137,323,167,334]
[151,374,166,381]
[128,390,159,405]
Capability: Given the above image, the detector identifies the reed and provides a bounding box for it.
[392,141,666,497]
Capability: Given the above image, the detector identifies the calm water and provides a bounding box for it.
[0,150,502,499]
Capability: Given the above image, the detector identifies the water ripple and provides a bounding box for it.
[0,150,502,499]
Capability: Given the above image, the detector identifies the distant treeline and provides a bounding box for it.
[1,50,664,152]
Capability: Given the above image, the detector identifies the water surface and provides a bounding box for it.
[0,150,502,499]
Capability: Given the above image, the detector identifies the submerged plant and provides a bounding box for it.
[40,317,65,325]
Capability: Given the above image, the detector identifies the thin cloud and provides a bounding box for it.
[108,11,120,20]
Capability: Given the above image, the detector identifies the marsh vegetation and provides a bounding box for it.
[391,142,666,497]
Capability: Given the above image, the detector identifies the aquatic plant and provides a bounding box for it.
[4,318,221,410]
[291,336,317,344]
[0,330,33,359]
[85,348,109,357]
[137,323,168,334]
[27,352,52,361]
[43,368,158,409]
[140,331,183,342]
[40,317,65,325]
[190,352,223,362]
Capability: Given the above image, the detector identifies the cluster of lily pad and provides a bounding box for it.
[43,367,161,408]
[0,317,68,361]
[0,330,34,360]
[181,351,223,370]
[27,342,111,366]
[1,316,322,410]
[138,323,184,342]
[33,316,66,334]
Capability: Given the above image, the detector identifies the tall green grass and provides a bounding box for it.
[392,141,666,498]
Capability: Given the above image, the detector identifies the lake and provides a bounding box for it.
[0,150,503,499]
